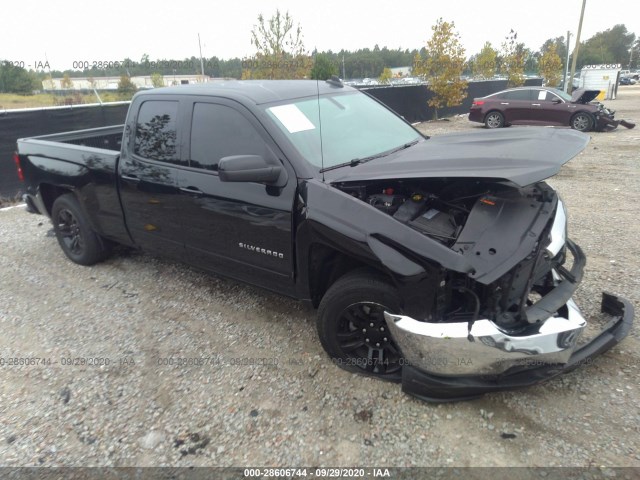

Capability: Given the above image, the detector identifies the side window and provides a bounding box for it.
[190,103,268,171]
[134,100,181,164]
[502,90,531,101]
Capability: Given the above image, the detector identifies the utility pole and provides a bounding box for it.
[564,31,572,93]
[569,0,587,91]
[342,54,346,80]
[198,33,205,80]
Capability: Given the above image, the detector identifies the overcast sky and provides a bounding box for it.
[3,0,637,72]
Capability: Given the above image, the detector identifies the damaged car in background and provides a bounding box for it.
[469,86,635,132]
[15,79,634,402]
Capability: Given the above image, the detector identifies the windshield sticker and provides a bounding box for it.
[269,104,316,133]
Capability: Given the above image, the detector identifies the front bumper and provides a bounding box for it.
[384,238,634,401]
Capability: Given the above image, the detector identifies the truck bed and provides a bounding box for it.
[17,125,131,245]
[20,125,124,151]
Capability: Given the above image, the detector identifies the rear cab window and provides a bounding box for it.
[134,100,182,164]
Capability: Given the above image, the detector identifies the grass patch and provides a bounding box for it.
[0,92,131,109]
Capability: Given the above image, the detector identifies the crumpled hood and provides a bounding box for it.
[571,89,600,104]
[324,127,589,187]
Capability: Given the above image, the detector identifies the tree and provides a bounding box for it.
[539,43,563,87]
[61,73,73,89]
[579,24,635,68]
[0,63,40,94]
[474,42,497,79]
[540,36,567,69]
[378,67,393,84]
[310,53,338,80]
[243,10,311,79]
[501,29,526,86]
[117,75,137,98]
[413,18,467,119]
[151,72,164,88]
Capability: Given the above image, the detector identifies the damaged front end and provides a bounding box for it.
[324,176,634,401]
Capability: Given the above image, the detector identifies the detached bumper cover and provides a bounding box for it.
[384,237,634,401]
[392,293,633,402]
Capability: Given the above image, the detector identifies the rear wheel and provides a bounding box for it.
[570,112,593,132]
[51,194,111,265]
[484,111,504,129]
[317,270,403,381]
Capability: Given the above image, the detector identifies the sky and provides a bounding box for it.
[2,0,637,72]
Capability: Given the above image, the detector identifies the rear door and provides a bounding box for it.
[498,90,533,124]
[178,98,297,295]
[118,97,187,259]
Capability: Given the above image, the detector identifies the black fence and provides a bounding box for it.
[0,103,129,199]
[0,79,543,198]
[360,78,543,122]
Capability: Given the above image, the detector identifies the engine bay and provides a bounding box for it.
[334,179,507,247]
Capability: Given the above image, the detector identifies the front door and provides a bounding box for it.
[178,100,297,295]
[530,89,573,125]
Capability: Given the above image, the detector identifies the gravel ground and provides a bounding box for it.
[0,86,638,469]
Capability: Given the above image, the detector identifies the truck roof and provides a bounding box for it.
[136,80,354,105]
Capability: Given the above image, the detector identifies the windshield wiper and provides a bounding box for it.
[319,139,419,173]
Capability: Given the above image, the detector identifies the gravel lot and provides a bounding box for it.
[1,86,638,469]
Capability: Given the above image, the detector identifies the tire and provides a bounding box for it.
[570,112,594,132]
[484,111,504,129]
[317,269,404,381]
[51,194,111,265]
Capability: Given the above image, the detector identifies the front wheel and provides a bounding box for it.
[484,111,504,129]
[317,270,404,381]
[571,112,594,132]
[51,194,111,265]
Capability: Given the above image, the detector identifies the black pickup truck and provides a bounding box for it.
[15,80,633,402]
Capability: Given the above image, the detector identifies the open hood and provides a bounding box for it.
[324,127,589,187]
[571,89,600,104]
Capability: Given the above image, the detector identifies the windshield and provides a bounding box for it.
[550,88,572,102]
[265,91,422,169]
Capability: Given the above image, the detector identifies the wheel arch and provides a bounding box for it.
[39,184,74,216]
[307,243,390,308]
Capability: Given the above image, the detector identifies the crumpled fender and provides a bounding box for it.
[303,179,474,277]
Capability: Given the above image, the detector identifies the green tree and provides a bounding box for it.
[474,42,497,79]
[501,29,526,86]
[539,43,563,87]
[579,24,635,67]
[243,10,311,79]
[413,18,467,119]
[151,72,164,88]
[378,67,393,84]
[61,73,73,89]
[0,65,38,94]
[117,75,137,98]
[310,53,338,80]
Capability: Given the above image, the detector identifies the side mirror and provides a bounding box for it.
[552,98,562,104]
[218,155,287,186]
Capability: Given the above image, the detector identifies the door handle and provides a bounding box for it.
[532,103,541,106]
[121,174,140,183]
[180,187,204,197]
[500,102,509,105]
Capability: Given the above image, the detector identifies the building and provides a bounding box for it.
[43,75,212,91]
